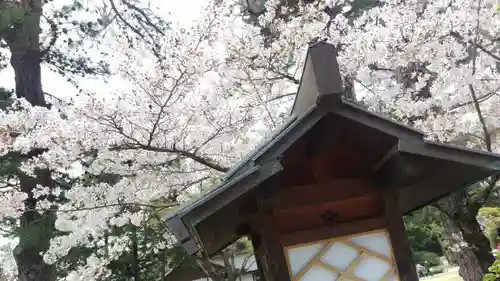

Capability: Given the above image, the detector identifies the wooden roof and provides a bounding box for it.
[165,42,500,258]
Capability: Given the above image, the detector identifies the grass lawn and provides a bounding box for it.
[422,270,463,281]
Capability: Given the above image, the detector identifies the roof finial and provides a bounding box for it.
[291,41,344,116]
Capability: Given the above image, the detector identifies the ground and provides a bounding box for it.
[422,268,462,281]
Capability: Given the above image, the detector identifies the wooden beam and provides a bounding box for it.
[373,145,399,172]
[275,194,383,234]
[373,145,419,189]
[276,178,378,211]
[250,231,266,281]
[280,216,386,247]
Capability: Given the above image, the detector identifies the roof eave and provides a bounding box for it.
[165,160,283,255]
[333,98,425,139]
[398,139,500,170]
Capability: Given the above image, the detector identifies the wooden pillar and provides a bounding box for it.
[252,179,291,281]
[257,215,291,281]
[384,186,418,281]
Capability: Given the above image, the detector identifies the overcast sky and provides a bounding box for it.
[0,0,205,99]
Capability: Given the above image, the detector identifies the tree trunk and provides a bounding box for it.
[7,1,55,280]
[343,75,356,101]
[131,227,141,281]
[13,173,55,281]
[436,191,494,281]
[10,50,45,106]
[11,49,55,281]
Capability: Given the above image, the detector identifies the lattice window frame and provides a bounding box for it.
[284,229,399,281]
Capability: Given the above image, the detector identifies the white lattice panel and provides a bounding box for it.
[284,229,400,281]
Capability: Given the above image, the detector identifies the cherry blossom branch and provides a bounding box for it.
[354,77,378,97]
[161,176,211,192]
[450,31,500,62]
[0,226,16,235]
[43,91,71,106]
[242,67,277,127]
[468,0,491,153]
[40,14,58,59]
[468,85,491,152]
[108,0,144,39]
[467,0,499,206]
[323,0,342,36]
[113,144,229,172]
[451,85,500,110]
[30,202,179,213]
[145,31,211,146]
[108,0,166,62]
[101,107,231,173]
[193,126,225,154]
[265,92,296,103]
[274,71,300,84]
[242,52,300,84]
[121,0,164,36]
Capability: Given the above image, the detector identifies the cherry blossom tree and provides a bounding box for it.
[2,0,500,281]
[0,0,176,280]
[1,0,294,279]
